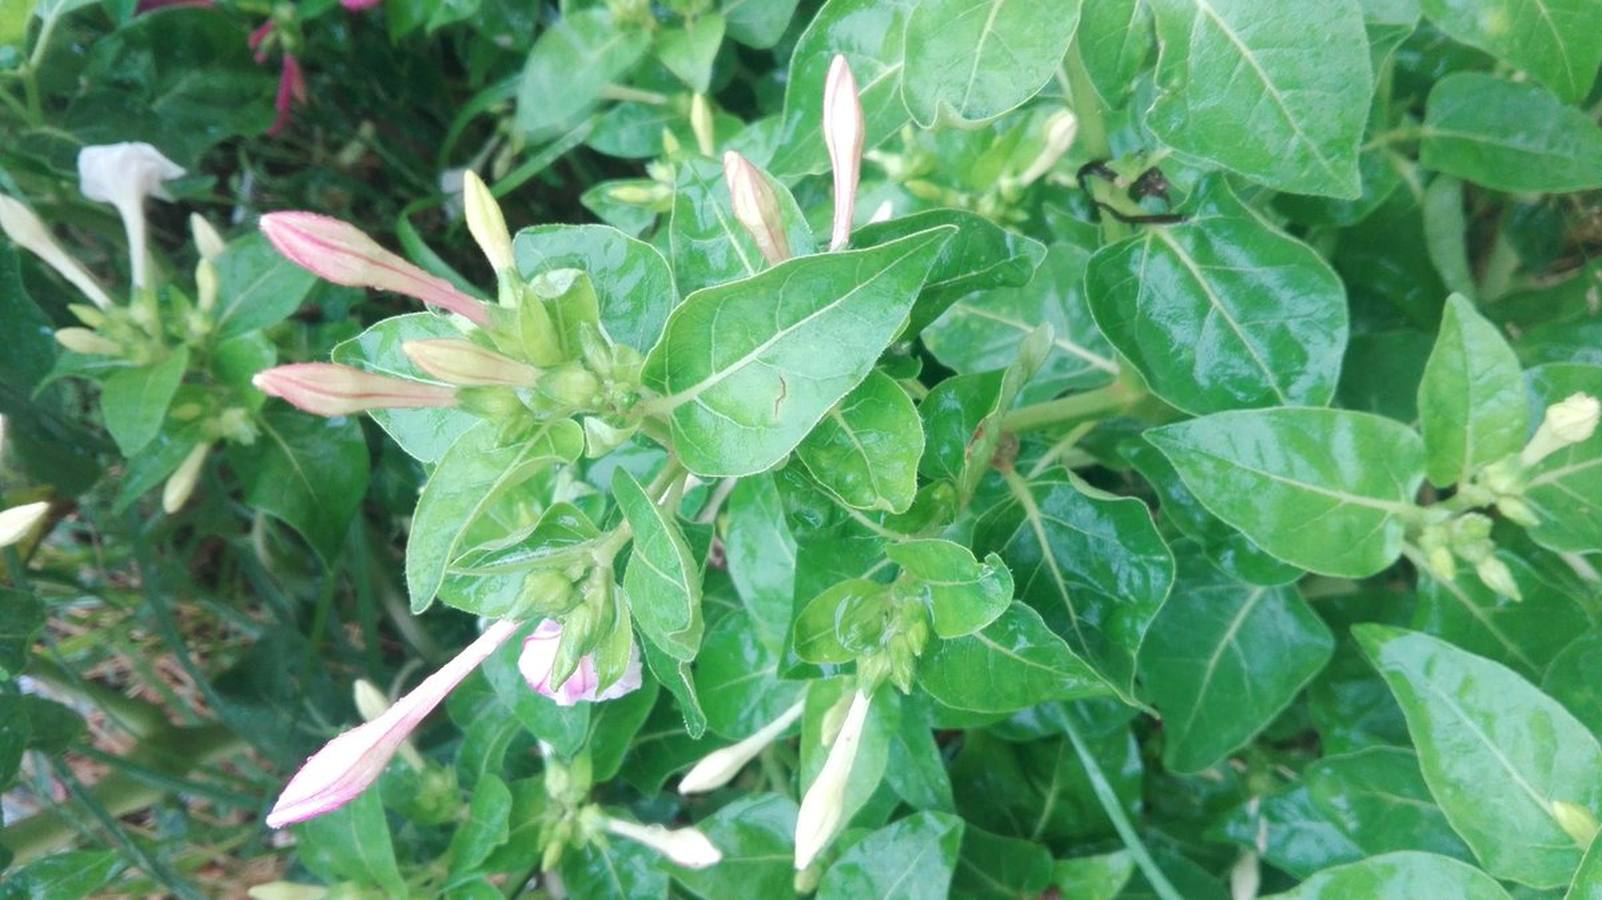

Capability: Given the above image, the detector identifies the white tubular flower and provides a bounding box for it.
[77,143,186,290]
[1522,393,1601,466]
[602,817,723,869]
[0,500,50,549]
[822,55,864,252]
[1016,110,1078,186]
[679,700,805,795]
[246,884,327,900]
[162,441,212,514]
[794,690,873,870]
[0,194,114,309]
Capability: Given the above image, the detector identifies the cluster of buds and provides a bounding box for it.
[1448,392,1601,532]
[856,594,931,694]
[1415,512,1521,600]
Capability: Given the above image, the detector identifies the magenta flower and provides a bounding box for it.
[253,363,457,417]
[268,54,307,138]
[259,212,492,325]
[518,619,643,707]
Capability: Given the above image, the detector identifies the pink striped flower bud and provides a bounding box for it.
[402,339,539,387]
[823,55,865,252]
[723,151,791,265]
[518,619,642,707]
[259,212,491,326]
[253,363,457,417]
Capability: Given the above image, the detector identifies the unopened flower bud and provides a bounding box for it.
[54,327,120,356]
[823,54,864,252]
[795,690,873,869]
[1495,496,1540,527]
[68,304,106,328]
[78,142,185,290]
[246,883,328,900]
[603,817,722,869]
[538,364,602,410]
[608,183,666,205]
[402,338,539,387]
[0,194,114,309]
[462,170,514,274]
[1475,557,1521,601]
[0,500,49,549]
[253,363,457,417]
[1424,544,1457,583]
[679,701,806,794]
[690,93,715,156]
[1552,800,1600,847]
[195,260,219,314]
[518,570,579,617]
[353,679,424,770]
[190,213,227,262]
[162,441,211,514]
[1017,110,1078,186]
[723,151,791,266]
[1523,393,1601,466]
[259,212,491,326]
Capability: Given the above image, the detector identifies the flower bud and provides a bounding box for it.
[795,689,873,870]
[259,212,491,326]
[867,199,894,224]
[517,618,643,707]
[462,170,514,274]
[0,194,114,309]
[67,304,106,328]
[1552,800,1600,847]
[679,701,806,794]
[602,817,722,869]
[354,678,424,770]
[54,327,121,356]
[582,417,638,458]
[1523,393,1601,466]
[253,363,457,417]
[195,259,219,314]
[162,441,211,514]
[402,339,539,387]
[190,213,227,262]
[246,883,328,900]
[537,364,602,410]
[1017,110,1078,186]
[608,183,668,205]
[1475,557,1521,601]
[78,142,185,290]
[517,570,579,617]
[0,500,49,549]
[1495,496,1540,527]
[823,55,865,252]
[1424,544,1457,584]
[690,93,716,156]
[723,151,791,266]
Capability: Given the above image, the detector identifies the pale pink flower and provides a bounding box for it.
[822,55,864,252]
[253,363,457,417]
[518,619,642,707]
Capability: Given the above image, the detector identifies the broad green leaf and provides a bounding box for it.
[1084,186,1348,414]
[1052,851,1136,899]
[768,0,917,176]
[1308,638,1412,756]
[587,677,660,781]
[1570,833,1602,900]
[1522,364,1602,553]
[953,826,1052,898]
[0,850,126,900]
[900,0,1082,126]
[974,468,1175,700]
[101,348,188,456]
[231,409,369,565]
[669,794,798,899]
[1139,547,1333,772]
[919,602,1112,713]
[668,155,814,296]
[559,835,669,900]
[447,774,512,877]
[515,7,650,136]
[1145,0,1372,197]
[406,421,582,612]
[1545,630,1602,739]
[921,327,1050,503]
[295,790,407,896]
[1421,73,1602,193]
[331,313,482,463]
[854,209,1046,336]
[640,634,709,738]
[722,0,801,48]
[887,539,1013,638]
[797,369,923,514]
[1305,747,1474,864]
[616,468,704,661]
[0,588,45,680]
[1078,0,1155,104]
[952,728,1140,845]
[694,609,805,739]
[793,578,892,664]
[656,13,725,92]
[1146,408,1425,578]
[480,621,590,756]
[1218,778,1368,877]
[0,0,34,48]
[1419,0,1601,102]
[1421,177,1477,300]
[212,233,317,339]
[513,224,676,354]
[1263,851,1511,899]
[885,696,954,812]
[817,811,964,900]
[441,502,604,618]
[1415,552,1590,682]
[642,227,952,477]
[723,474,797,638]
[1337,329,1434,424]
[1417,293,1526,487]
[1356,625,1602,888]
[924,242,1119,401]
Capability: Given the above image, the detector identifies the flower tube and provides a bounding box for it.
[794,689,873,869]
[601,817,722,869]
[822,55,864,252]
[253,363,457,417]
[679,700,805,794]
[77,143,185,290]
[0,194,115,309]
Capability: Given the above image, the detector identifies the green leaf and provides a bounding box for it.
[1139,547,1333,772]
[1415,552,1591,682]
[1417,294,1526,486]
[668,155,814,296]
[1421,177,1477,300]
[1078,0,1154,104]
[1570,832,1602,900]
[331,313,481,463]
[797,370,924,514]
[1146,408,1425,578]
[1084,185,1348,414]
[668,793,798,899]
[1421,73,1602,193]
[721,0,801,48]
[1304,747,1475,864]
[854,209,1046,336]
[1356,624,1602,888]
[952,728,1140,845]
[406,420,582,612]
[0,587,45,680]
[441,502,603,619]
[0,850,127,900]
[723,474,798,638]
[1521,364,1602,553]
[212,233,317,339]
[885,696,954,812]
[924,242,1118,402]
[295,790,407,896]
[953,826,1052,898]
[1545,629,1602,740]
[1262,851,1511,899]
[642,227,952,477]
[919,602,1112,713]
[587,677,659,782]
[1145,0,1372,197]
[616,468,704,661]
[1419,0,1601,102]
[231,409,369,565]
[513,224,677,354]
[1052,851,1135,899]
[887,539,1013,638]
[640,635,709,738]
[974,469,1175,700]
[101,349,188,456]
[656,13,724,92]
[817,811,965,900]
[693,609,805,739]
[794,578,892,664]
[900,0,1082,126]
[447,774,512,877]
[558,835,669,900]
[515,7,650,136]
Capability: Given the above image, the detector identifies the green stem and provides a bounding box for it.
[1003,379,1142,434]
[1062,717,1183,900]
[1479,223,1521,301]
[1063,43,1109,159]
[26,654,168,740]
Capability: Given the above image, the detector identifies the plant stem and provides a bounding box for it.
[1062,717,1183,900]
[26,653,169,740]
[1063,43,1109,160]
[1003,379,1142,434]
